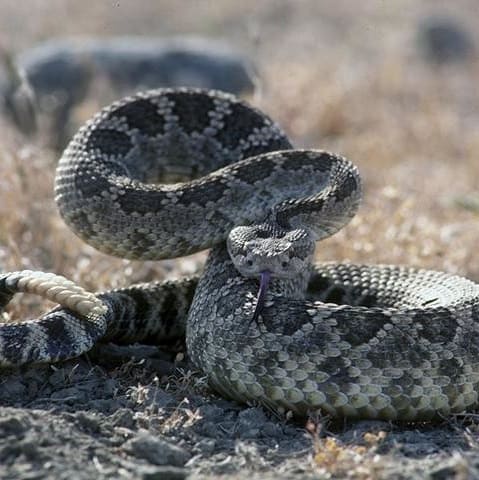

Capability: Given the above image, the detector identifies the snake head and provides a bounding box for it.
[227,222,315,321]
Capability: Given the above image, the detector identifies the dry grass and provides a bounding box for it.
[263,56,479,278]
[0,0,478,318]
[1,2,479,478]
[307,418,388,478]
[2,60,478,294]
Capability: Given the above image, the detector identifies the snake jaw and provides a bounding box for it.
[252,270,271,322]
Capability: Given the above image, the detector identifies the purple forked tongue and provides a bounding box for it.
[252,270,271,322]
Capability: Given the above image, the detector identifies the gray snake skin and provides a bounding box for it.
[1,88,479,422]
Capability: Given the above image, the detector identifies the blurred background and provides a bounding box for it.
[0,0,478,303]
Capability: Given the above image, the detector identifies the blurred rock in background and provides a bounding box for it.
[0,47,37,137]
[417,17,475,64]
[0,36,256,150]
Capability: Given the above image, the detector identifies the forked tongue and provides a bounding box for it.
[252,270,271,322]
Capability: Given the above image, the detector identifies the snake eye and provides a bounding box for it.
[246,259,254,266]
[281,261,289,268]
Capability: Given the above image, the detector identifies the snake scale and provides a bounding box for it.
[1,88,479,421]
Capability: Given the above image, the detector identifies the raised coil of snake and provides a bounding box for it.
[1,87,479,422]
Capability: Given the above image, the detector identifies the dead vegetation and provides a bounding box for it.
[1,1,479,479]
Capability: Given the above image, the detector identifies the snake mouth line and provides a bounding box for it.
[252,270,271,322]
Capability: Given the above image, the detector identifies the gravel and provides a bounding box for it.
[1,344,478,479]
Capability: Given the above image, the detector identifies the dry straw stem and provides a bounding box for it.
[306,418,387,478]
[1,49,479,319]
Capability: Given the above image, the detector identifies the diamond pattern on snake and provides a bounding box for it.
[1,88,479,421]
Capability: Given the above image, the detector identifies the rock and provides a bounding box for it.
[235,407,277,439]
[109,408,136,429]
[418,17,475,64]
[0,415,29,436]
[138,465,188,480]
[123,430,190,466]
[0,36,255,149]
[0,377,27,401]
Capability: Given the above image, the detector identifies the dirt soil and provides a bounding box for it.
[1,1,479,478]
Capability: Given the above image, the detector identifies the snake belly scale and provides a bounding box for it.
[1,88,479,421]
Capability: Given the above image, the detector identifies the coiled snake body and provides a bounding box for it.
[1,88,479,421]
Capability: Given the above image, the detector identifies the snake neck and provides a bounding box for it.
[265,268,311,299]
[185,243,312,372]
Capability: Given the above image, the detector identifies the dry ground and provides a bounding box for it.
[1,1,479,479]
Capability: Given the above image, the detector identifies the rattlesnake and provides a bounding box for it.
[1,88,479,421]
